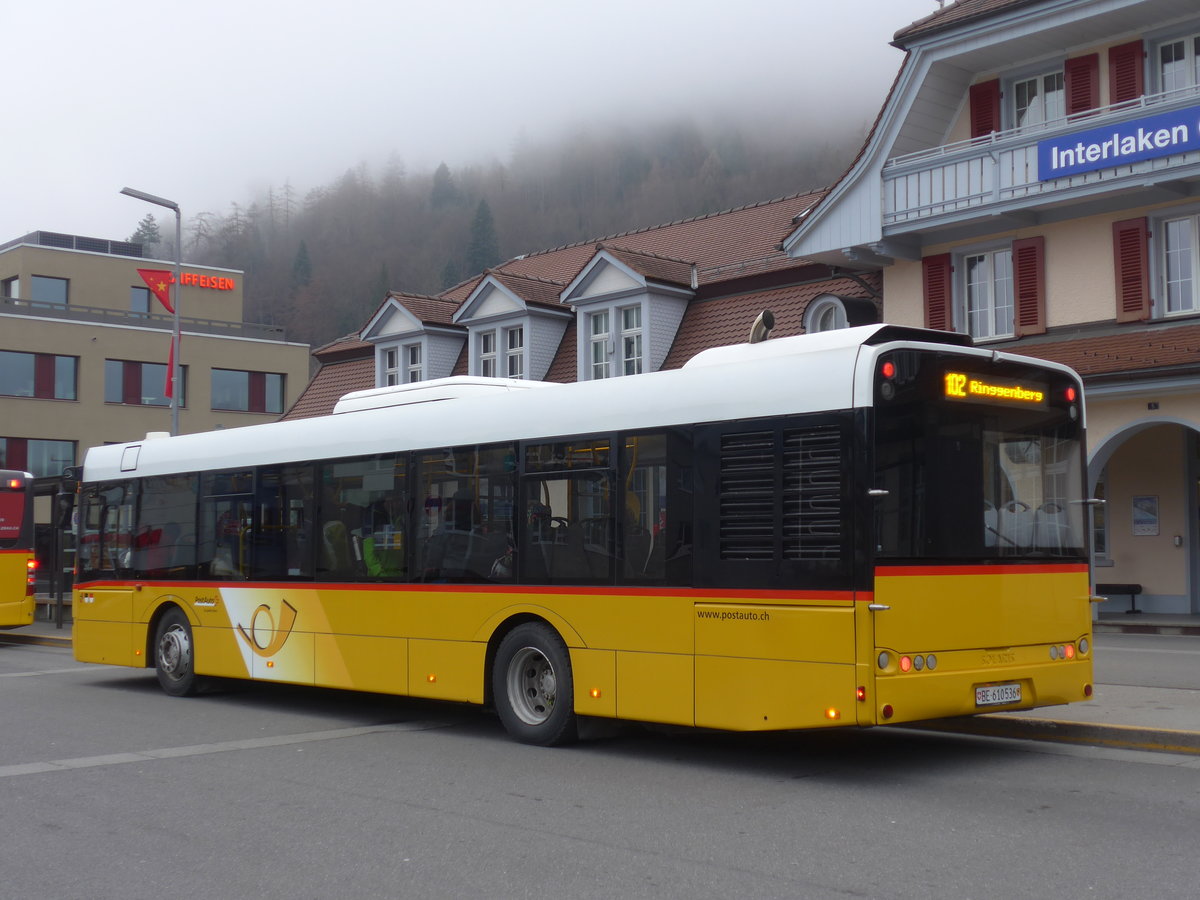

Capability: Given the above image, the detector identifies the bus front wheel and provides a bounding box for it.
[493,622,578,746]
[155,607,200,697]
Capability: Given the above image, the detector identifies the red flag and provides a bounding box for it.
[137,268,175,314]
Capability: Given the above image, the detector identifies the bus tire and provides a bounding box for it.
[493,622,578,746]
[154,607,201,697]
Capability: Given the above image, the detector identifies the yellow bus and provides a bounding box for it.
[0,470,37,629]
[73,325,1094,744]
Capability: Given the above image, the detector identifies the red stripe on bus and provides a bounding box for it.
[73,579,858,603]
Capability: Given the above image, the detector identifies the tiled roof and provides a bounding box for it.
[282,356,374,420]
[313,334,372,363]
[484,270,569,309]
[892,0,1042,47]
[1011,325,1200,378]
[496,191,825,289]
[599,244,695,287]
[390,293,461,326]
[663,275,881,370]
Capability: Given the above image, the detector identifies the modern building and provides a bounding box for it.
[784,0,1200,614]
[1,230,311,587]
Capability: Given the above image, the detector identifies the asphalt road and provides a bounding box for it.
[2,640,1198,900]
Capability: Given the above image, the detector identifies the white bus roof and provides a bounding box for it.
[83,325,1079,482]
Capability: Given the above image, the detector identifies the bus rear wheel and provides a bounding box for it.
[155,607,200,697]
[493,622,578,746]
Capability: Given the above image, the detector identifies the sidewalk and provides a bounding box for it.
[5,613,1200,755]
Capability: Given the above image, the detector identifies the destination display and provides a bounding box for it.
[943,371,1048,407]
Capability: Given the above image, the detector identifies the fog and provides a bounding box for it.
[4,0,939,244]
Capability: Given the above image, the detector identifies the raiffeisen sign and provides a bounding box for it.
[1037,105,1200,180]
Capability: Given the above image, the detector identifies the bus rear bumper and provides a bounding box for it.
[0,596,35,628]
[872,658,1094,726]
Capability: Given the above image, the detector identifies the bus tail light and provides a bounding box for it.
[856,686,867,702]
[26,558,38,595]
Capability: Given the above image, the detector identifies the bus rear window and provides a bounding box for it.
[873,354,1087,562]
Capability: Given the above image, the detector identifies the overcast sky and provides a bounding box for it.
[3,0,939,243]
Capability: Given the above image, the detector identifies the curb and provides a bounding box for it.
[910,714,1200,756]
[0,631,72,650]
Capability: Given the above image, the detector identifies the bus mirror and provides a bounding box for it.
[55,491,75,528]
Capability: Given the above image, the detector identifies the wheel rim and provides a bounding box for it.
[506,645,557,726]
[158,623,192,682]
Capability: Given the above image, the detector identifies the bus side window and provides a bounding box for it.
[199,471,254,580]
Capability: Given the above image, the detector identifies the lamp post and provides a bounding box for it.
[121,187,182,435]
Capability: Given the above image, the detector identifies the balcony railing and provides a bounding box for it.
[882,84,1200,229]
[0,296,287,341]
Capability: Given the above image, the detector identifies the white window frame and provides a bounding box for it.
[620,305,642,376]
[383,347,400,386]
[589,310,612,380]
[958,246,1014,341]
[1159,211,1200,317]
[1010,69,1065,130]
[479,330,497,378]
[1155,32,1200,95]
[405,343,422,383]
[505,326,524,379]
[804,295,848,333]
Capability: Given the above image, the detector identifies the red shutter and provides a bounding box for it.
[923,254,954,331]
[33,354,56,399]
[249,372,266,413]
[1012,237,1046,337]
[123,361,141,405]
[1112,218,1151,323]
[4,438,28,471]
[1065,54,1099,116]
[969,79,1001,138]
[1108,40,1145,104]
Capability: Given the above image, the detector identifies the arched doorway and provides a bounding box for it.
[1088,419,1200,615]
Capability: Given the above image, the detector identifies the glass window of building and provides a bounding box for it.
[30,275,68,305]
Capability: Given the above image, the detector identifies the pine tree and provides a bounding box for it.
[291,240,312,288]
[466,199,500,274]
[430,162,460,208]
[128,213,161,247]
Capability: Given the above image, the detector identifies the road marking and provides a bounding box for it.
[0,720,457,779]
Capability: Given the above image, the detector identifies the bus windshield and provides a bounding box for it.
[873,354,1087,561]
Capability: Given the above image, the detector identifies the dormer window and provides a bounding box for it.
[383,347,400,385]
[621,306,642,375]
[406,344,422,382]
[506,326,524,379]
[589,311,612,379]
[479,331,497,377]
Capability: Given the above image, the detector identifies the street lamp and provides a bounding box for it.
[120,187,182,435]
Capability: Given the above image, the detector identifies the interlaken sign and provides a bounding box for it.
[1037,104,1200,180]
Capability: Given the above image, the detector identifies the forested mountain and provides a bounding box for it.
[140,118,865,351]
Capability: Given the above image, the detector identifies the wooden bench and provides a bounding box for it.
[1096,582,1143,614]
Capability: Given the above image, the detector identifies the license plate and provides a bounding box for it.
[975,683,1021,707]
